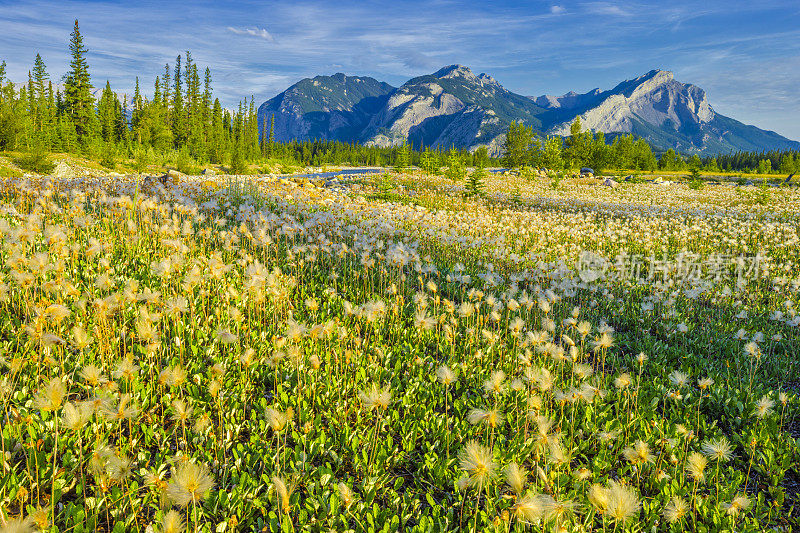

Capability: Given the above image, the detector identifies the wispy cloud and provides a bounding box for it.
[227,27,275,42]
[584,3,633,17]
[550,5,566,14]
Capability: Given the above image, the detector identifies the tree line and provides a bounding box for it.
[702,150,798,174]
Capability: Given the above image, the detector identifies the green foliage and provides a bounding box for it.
[687,165,704,189]
[519,166,538,180]
[538,135,563,170]
[394,141,411,173]
[445,149,466,181]
[564,117,592,168]
[464,166,485,197]
[64,20,95,141]
[99,141,117,169]
[0,165,22,178]
[14,138,55,174]
[419,148,438,175]
[548,170,565,189]
[228,137,247,175]
[472,146,489,169]
[176,147,199,175]
[132,144,149,174]
[658,148,682,170]
[708,148,798,173]
[375,172,395,197]
[502,121,536,168]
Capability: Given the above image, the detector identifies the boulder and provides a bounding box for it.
[202,168,216,175]
[744,180,754,186]
[53,161,75,179]
[623,175,633,182]
[602,178,619,188]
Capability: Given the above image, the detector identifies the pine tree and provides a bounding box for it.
[208,98,224,164]
[132,77,143,143]
[658,148,679,170]
[445,149,466,180]
[247,96,259,159]
[0,70,27,150]
[268,114,275,156]
[202,67,212,145]
[32,54,48,101]
[260,118,268,156]
[45,81,56,148]
[419,147,437,174]
[31,54,50,139]
[394,140,411,172]
[118,96,129,146]
[97,80,117,143]
[171,54,186,147]
[465,163,485,197]
[64,20,94,143]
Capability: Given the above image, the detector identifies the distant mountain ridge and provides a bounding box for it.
[257,66,800,156]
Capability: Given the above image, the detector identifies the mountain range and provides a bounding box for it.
[257,65,800,156]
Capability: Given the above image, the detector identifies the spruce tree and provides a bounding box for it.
[97,80,117,143]
[268,114,275,156]
[45,81,56,148]
[419,147,437,174]
[209,98,224,164]
[247,96,258,159]
[465,161,486,197]
[202,67,212,145]
[64,20,94,143]
[162,63,171,126]
[32,54,48,102]
[132,77,143,143]
[260,119,268,156]
[171,55,185,147]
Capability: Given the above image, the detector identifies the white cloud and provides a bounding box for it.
[585,3,632,17]
[227,27,275,42]
[550,5,566,14]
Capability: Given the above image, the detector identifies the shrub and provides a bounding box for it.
[14,142,54,174]
[132,145,150,175]
[176,148,199,175]
[0,165,22,178]
[687,165,704,190]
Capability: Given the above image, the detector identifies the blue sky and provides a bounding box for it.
[1,0,799,139]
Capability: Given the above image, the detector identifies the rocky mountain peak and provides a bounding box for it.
[256,65,800,155]
[477,73,501,87]
[432,64,476,80]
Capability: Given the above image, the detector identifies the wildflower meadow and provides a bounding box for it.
[0,170,798,532]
